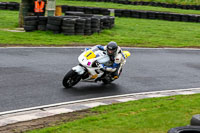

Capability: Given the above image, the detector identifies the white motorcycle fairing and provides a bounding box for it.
[73,47,110,82]
[72,65,85,75]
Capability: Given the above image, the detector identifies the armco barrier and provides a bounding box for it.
[115,9,200,23]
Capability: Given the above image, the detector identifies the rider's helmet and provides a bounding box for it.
[106,41,118,56]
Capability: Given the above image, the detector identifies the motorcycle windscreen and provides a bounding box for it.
[97,56,110,64]
[84,50,96,60]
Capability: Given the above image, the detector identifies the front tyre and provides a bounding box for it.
[62,70,81,88]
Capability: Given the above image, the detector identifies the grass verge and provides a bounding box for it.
[1,10,200,48]
[26,94,200,133]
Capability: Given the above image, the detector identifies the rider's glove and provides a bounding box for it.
[99,64,106,71]
[100,68,106,72]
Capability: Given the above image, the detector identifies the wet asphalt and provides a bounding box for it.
[0,47,200,112]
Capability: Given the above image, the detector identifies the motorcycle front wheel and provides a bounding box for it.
[62,70,81,88]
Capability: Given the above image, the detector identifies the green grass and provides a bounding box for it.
[27,94,200,133]
[1,10,200,47]
[0,10,18,28]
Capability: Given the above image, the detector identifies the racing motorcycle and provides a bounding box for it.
[62,46,131,88]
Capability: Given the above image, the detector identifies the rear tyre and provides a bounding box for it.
[62,70,81,88]
[102,73,114,84]
[102,79,113,84]
[168,126,200,133]
[191,114,200,126]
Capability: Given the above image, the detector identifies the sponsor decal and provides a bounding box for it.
[87,62,91,66]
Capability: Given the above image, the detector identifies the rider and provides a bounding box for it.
[95,41,125,79]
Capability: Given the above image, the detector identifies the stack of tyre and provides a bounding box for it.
[61,5,110,16]
[75,18,86,35]
[168,114,200,133]
[84,17,92,35]
[62,18,77,35]
[24,14,115,35]
[38,16,47,31]
[91,17,101,33]
[47,16,63,34]
[24,16,38,32]
[101,16,115,29]
[64,11,115,33]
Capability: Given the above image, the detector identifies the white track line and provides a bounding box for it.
[0,87,199,116]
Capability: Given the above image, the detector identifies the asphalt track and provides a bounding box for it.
[0,47,200,113]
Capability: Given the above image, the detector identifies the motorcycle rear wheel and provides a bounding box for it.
[62,70,81,88]
[102,79,113,84]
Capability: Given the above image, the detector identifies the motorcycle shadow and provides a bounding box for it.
[62,83,121,95]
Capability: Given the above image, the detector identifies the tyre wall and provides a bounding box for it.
[1,1,200,11]
[115,9,200,23]
[0,2,19,10]
[61,0,200,10]
[23,13,115,35]
[61,5,111,16]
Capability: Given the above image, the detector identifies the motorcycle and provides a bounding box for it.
[62,46,131,88]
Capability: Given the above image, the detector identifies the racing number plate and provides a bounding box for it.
[84,50,96,60]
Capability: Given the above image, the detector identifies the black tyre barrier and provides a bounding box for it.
[24,16,48,32]
[114,9,200,23]
[62,0,200,10]
[191,114,200,126]
[38,25,46,31]
[1,1,200,11]
[24,25,37,32]
[0,2,19,10]
[46,24,61,31]
[24,16,38,21]
[38,21,47,25]
[168,126,200,133]
[24,20,38,26]
[38,16,47,31]
[23,13,115,36]
[61,5,110,16]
